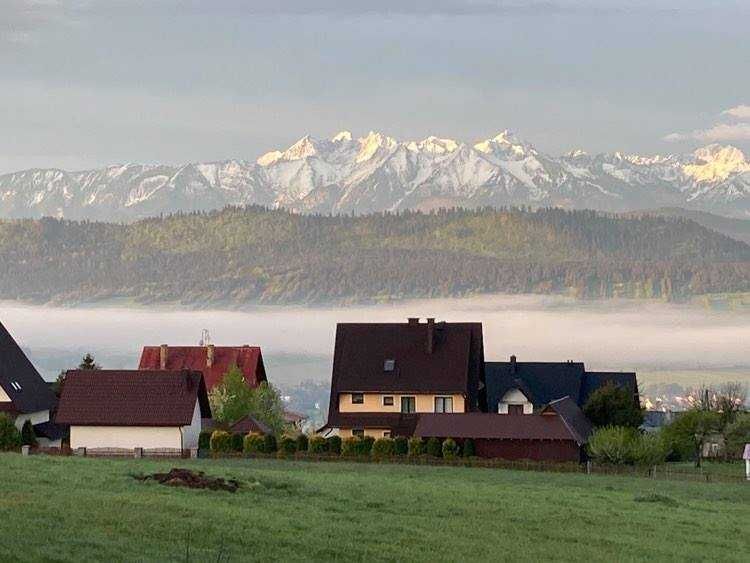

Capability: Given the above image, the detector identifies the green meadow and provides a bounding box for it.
[1,454,748,562]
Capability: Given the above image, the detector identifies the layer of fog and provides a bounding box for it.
[2,295,748,383]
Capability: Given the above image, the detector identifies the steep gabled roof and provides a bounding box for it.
[229,415,272,435]
[325,320,485,427]
[486,359,638,410]
[543,397,593,445]
[138,345,267,391]
[414,413,579,441]
[0,319,57,414]
[55,370,210,426]
[486,361,585,411]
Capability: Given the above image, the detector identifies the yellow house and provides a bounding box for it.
[319,318,486,438]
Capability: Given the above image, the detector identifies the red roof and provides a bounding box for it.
[414,413,578,441]
[138,346,267,391]
[55,370,211,427]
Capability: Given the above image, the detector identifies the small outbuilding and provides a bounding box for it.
[414,396,592,462]
[56,370,211,451]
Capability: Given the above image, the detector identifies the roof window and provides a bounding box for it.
[10,381,22,391]
[384,359,395,372]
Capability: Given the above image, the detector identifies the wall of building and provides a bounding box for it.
[13,410,50,430]
[180,400,202,449]
[474,438,580,462]
[338,393,465,413]
[336,428,392,439]
[70,426,183,450]
[0,386,11,403]
[497,388,533,414]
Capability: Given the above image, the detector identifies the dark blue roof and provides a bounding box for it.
[486,360,637,411]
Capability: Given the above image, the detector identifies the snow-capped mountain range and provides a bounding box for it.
[2,130,749,221]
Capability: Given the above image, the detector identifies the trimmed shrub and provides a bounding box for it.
[230,433,244,452]
[462,438,476,458]
[209,430,232,454]
[296,433,309,452]
[0,414,21,451]
[327,435,342,455]
[587,426,639,465]
[308,435,328,454]
[426,437,443,458]
[393,436,408,456]
[408,437,424,457]
[198,430,212,450]
[21,420,37,447]
[263,433,278,454]
[360,435,375,456]
[442,438,459,459]
[341,436,360,456]
[279,435,297,454]
[372,438,395,459]
[243,433,265,454]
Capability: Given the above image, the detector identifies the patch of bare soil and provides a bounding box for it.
[134,468,240,493]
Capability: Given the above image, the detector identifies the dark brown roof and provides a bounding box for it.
[325,320,485,427]
[229,415,272,435]
[55,370,210,426]
[321,413,420,437]
[139,346,267,391]
[0,319,57,414]
[414,413,579,441]
[543,397,593,445]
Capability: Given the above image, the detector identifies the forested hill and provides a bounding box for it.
[0,206,748,305]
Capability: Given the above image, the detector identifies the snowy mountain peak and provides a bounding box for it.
[332,130,353,142]
[684,144,749,183]
[356,131,398,163]
[256,150,283,167]
[283,135,319,161]
[407,136,459,155]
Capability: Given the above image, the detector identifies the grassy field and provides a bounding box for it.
[1,454,749,562]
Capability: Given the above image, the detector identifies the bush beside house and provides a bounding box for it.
[327,435,342,455]
[0,414,21,451]
[20,420,37,447]
[587,426,667,466]
[372,438,395,459]
[209,431,233,454]
[426,437,443,458]
[308,436,327,454]
[442,438,459,459]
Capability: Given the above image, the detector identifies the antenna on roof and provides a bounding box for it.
[199,329,212,347]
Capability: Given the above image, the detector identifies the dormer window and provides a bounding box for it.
[384,359,395,372]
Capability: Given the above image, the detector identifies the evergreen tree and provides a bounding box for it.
[78,353,100,370]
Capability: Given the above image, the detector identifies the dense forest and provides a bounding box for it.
[0,206,748,305]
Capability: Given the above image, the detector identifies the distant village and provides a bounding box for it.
[1,316,746,465]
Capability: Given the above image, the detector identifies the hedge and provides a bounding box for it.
[462,438,476,458]
[308,435,328,454]
[408,437,424,457]
[426,437,443,458]
[263,434,278,454]
[198,430,212,450]
[327,435,342,455]
[230,433,244,452]
[394,436,408,456]
[0,414,21,451]
[442,438,459,459]
[341,437,360,456]
[279,435,297,454]
[21,420,37,447]
[243,433,265,454]
[372,438,395,459]
[209,430,233,454]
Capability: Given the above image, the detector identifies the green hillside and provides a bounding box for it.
[0,206,749,305]
[1,455,747,562]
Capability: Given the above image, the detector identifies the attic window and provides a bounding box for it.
[384,359,395,372]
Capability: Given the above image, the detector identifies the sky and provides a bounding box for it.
[1,0,749,173]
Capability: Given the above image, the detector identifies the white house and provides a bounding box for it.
[0,319,63,446]
[55,369,211,451]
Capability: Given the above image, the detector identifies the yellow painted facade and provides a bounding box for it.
[0,386,11,403]
[338,393,465,413]
[338,428,393,439]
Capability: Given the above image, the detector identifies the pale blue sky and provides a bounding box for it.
[1,0,748,173]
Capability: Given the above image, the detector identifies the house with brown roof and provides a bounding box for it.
[414,396,592,462]
[320,318,486,438]
[55,370,211,451]
[138,344,267,391]
[0,319,63,446]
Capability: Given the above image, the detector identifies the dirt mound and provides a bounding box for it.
[135,468,240,493]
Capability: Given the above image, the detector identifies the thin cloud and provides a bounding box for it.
[722,105,750,120]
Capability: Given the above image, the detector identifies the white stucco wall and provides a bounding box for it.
[14,410,50,430]
[498,388,533,414]
[70,425,183,450]
[180,400,202,449]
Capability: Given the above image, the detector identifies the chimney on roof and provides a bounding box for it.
[408,317,420,325]
[426,318,435,354]
[160,344,168,370]
[206,344,215,368]
[510,355,517,374]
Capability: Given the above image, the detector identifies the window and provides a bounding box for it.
[383,396,394,406]
[384,359,395,372]
[383,431,392,438]
[508,404,524,415]
[434,396,453,413]
[351,393,364,404]
[10,381,22,391]
[401,396,416,413]
[352,428,364,437]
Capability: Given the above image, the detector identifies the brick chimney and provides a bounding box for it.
[426,318,435,354]
[160,344,168,370]
[408,317,420,325]
[206,344,215,368]
[510,354,517,374]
